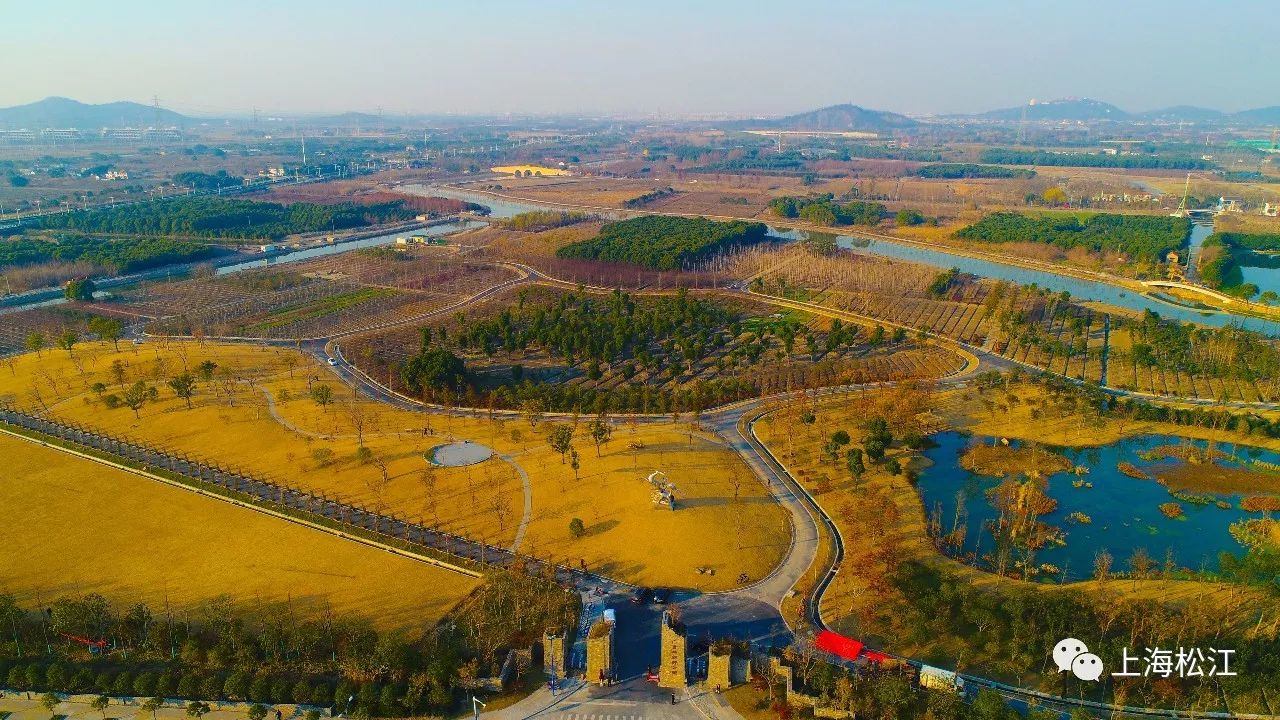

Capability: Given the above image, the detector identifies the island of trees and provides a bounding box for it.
[954,212,1190,263]
[1198,231,1280,299]
[555,216,767,270]
[768,194,887,227]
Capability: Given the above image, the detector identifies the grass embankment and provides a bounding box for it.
[0,434,477,629]
[0,341,789,591]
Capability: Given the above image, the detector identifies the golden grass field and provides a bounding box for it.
[753,385,1275,653]
[0,433,478,629]
[0,340,790,591]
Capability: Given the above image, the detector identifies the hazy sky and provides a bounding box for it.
[4,0,1277,117]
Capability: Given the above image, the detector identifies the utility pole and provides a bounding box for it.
[301,135,307,166]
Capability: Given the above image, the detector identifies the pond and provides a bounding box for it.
[913,431,1280,582]
[424,185,1280,335]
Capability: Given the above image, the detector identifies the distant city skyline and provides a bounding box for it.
[4,0,1277,118]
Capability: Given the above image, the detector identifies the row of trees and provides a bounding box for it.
[1123,309,1280,384]
[954,212,1190,264]
[1,236,216,273]
[979,148,1215,170]
[0,571,577,716]
[556,216,768,270]
[36,197,422,241]
[914,163,1035,179]
[768,194,887,227]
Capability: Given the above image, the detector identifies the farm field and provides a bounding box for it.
[0,433,479,629]
[121,249,518,340]
[0,341,790,591]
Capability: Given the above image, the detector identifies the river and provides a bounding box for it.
[0,220,482,317]
[426,185,1280,334]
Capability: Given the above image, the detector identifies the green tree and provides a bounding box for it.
[65,278,97,302]
[25,330,47,356]
[310,383,334,412]
[57,329,79,356]
[587,417,612,457]
[196,360,217,382]
[186,701,210,719]
[88,316,125,351]
[121,380,152,418]
[846,448,865,483]
[400,346,466,394]
[167,373,197,409]
[141,697,164,720]
[247,704,269,720]
[40,692,60,719]
[546,423,574,463]
[91,695,110,720]
[569,518,585,537]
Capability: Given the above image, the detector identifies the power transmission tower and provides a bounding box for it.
[152,95,161,127]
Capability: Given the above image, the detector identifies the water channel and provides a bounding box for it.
[427,185,1280,334]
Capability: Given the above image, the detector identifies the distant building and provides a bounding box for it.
[1264,202,1279,217]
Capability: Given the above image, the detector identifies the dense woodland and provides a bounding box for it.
[395,289,886,413]
[0,572,577,717]
[556,216,768,270]
[0,236,217,273]
[36,197,422,241]
[979,148,1215,170]
[914,164,1035,179]
[955,212,1190,263]
[768,194,887,227]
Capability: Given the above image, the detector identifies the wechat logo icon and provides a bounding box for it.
[1054,638,1104,682]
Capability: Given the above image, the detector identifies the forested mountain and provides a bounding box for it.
[0,96,191,128]
[980,98,1129,121]
[741,104,920,132]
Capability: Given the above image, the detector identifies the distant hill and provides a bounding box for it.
[1137,105,1225,122]
[981,98,1129,122]
[743,104,920,133]
[1228,106,1280,125]
[0,96,191,128]
[292,111,388,127]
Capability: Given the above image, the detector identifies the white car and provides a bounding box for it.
[326,357,339,366]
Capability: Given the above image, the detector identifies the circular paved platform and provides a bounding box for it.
[425,441,493,467]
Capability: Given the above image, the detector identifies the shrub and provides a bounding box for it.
[569,518,585,538]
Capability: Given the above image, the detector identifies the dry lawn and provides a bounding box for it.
[0,341,790,591]
[0,433,478,629]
